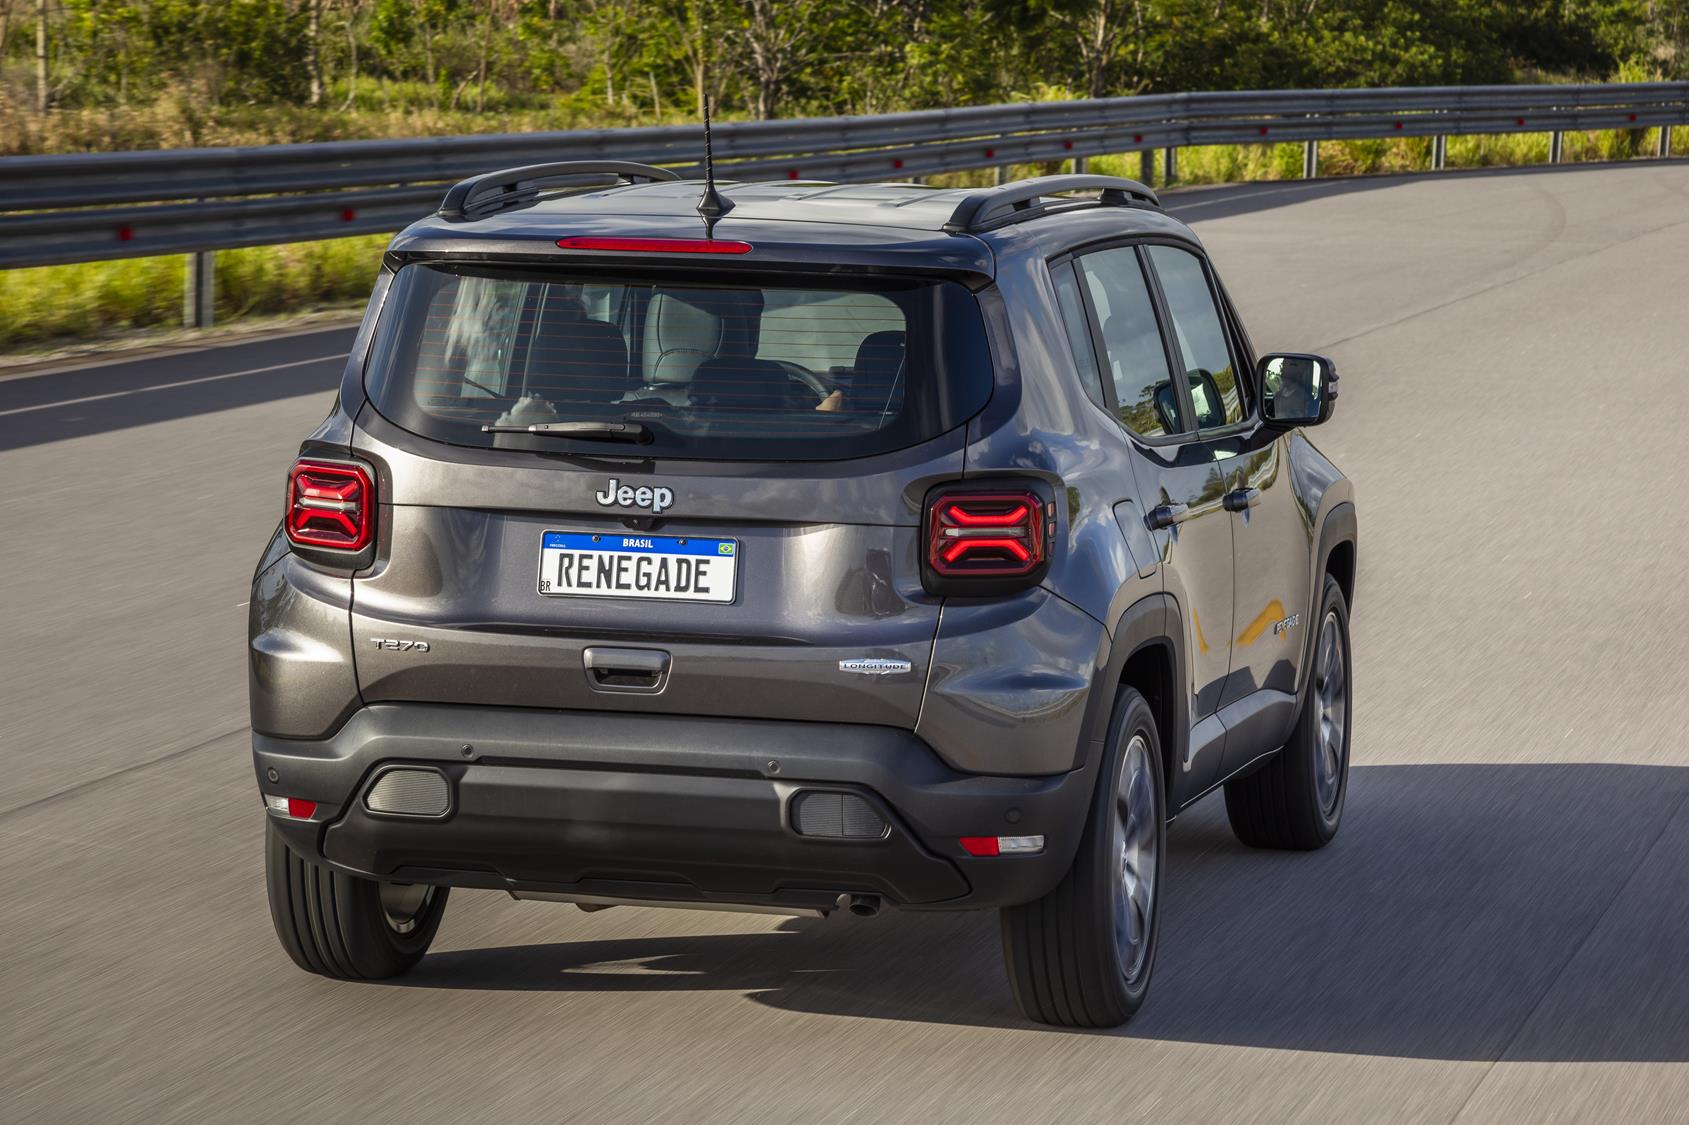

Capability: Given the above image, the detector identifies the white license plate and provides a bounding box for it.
[537,531,737,603]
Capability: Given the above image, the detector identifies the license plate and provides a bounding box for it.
[537,531,738,603]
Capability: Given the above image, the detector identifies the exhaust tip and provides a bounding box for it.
[837,893,882,918]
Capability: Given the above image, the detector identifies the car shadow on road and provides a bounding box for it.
[0,326,354,452]
[398,763,1689,1062]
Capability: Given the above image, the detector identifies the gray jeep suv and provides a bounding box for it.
[251,163,1356,1027]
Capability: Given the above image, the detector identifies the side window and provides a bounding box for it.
[1146,245,1245,429]
[1051,261,1103,402]
[1076,247,1180,438]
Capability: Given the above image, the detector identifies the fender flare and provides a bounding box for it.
[1075,591,1189,789]
[1295,501,1357,698]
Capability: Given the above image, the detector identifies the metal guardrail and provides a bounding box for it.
[2,81,1684,322]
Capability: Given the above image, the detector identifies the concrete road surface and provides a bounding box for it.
[5,161,1689,1123]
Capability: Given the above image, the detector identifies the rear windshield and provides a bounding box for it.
[363,262,994,460]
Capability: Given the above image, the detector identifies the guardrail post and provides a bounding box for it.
[1139,148,1154,185]
[184,252,215,329]
[1432,135,1447,170]
[1661,126,1675,159]
[1072,155,1087,174]
[1550,130,1564,164]
[1162,146,1178,186]
[1303,140,1319,179]
[996,163,1010,185]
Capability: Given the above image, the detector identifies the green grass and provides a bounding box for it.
[0,234,388,351]
[4,124,1685,354]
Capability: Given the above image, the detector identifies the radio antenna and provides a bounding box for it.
[696,95,733,238]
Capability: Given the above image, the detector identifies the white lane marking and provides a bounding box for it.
[0,354,344,418]
[1170,182,1326,212]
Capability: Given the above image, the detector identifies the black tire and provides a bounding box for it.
[265,820,448,979]
[1224,573,1352,850]
[1000,686,1166,1028]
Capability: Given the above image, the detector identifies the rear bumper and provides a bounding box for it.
[255,704,1097,911]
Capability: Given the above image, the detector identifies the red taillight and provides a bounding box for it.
[926,490,1046,578]
[555,236,753,255]
[286,460,373,551]
[960,836,1000,857]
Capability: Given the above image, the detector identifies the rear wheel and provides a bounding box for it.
[1000,687,1165,1027]
[1224,573,1352,850]
[265,820,448,979]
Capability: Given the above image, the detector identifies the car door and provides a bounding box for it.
[1142,244,1310,771]
[1067,244,1236,800]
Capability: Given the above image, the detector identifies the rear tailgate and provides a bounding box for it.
[345,259,993,729]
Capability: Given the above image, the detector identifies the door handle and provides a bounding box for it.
[1223,487,1261,512]
[1145,502,1189,530]
[583,646,670,693]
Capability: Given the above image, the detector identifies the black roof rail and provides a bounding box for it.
[942,174,1161,234]
[438,161,680,221]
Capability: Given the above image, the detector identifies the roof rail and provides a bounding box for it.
[942,174,1160,234]
[438,161,680,221]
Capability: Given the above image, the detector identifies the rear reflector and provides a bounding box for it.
[286,459,373,551]
[555,236,753,255]
[266,795,318,819]
[960,835,1045,857]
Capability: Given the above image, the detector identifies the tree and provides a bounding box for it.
[739,0,822,119]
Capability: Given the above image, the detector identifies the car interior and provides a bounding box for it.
[414,277,909,427]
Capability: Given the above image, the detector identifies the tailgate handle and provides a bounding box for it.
[583,647,670,694]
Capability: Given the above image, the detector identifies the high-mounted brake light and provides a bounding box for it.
[555,236,753,255]
[286,460,373,551]
[926,490,1047,579]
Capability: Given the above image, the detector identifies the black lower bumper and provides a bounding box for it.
[255,704,1100,911]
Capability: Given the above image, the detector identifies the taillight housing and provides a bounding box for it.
[286,459,374,553]
[923,486,1051,595]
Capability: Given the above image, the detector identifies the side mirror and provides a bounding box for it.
[1258,352,1337,426]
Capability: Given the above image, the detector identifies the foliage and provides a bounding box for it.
[0,234,388,349]
[4,0,1688,153]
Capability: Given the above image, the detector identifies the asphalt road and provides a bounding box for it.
[6,162,1689,1124]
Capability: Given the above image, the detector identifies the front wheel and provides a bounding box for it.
[264,820,448,979]
[1224,573,1352,849]
[1000,687,1166,1027]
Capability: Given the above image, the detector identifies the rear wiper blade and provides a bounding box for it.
[480,420,652,443]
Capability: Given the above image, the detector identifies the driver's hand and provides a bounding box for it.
[815,390,844,413]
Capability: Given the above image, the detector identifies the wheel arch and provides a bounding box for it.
[1298,501,1357,698]
[1079,592,1190,806]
